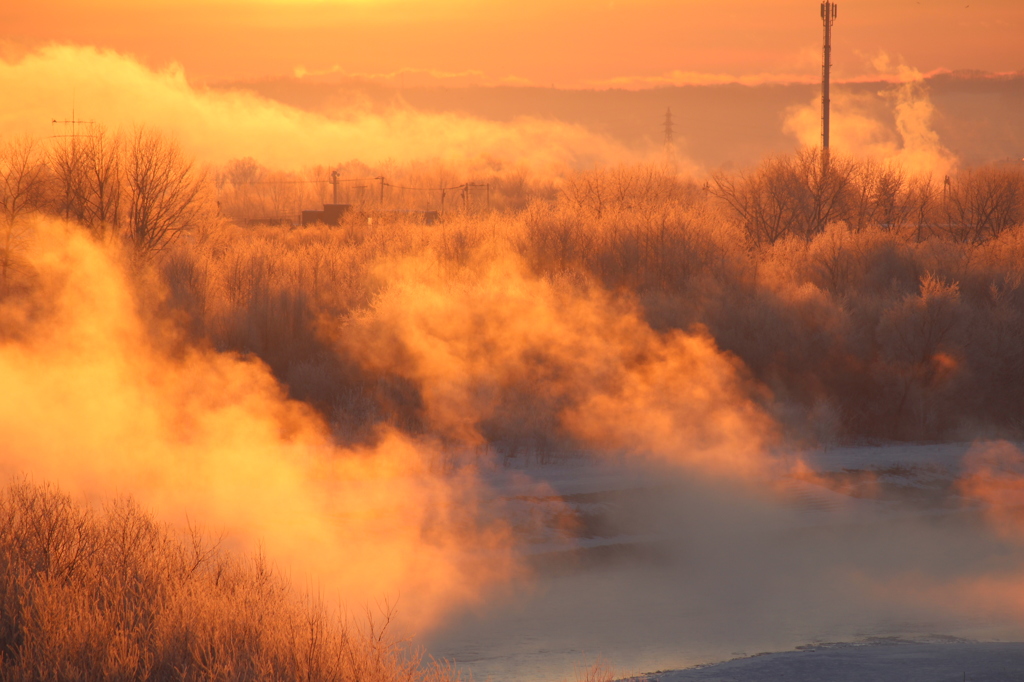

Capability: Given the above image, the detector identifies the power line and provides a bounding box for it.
[223,175,489,193]
[224,174,491,212]
[230,179,328,185]
[383,181,468,192]
[229,176,376,186]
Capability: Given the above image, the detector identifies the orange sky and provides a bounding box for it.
[3,0,1022,87]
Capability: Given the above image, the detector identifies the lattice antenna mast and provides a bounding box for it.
[663,107,674,147]
[51,115,97,139]
[51,94,96,140]
[50,101,97,222]
[820,2,838,152]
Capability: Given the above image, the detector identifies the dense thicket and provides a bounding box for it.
[4,134,1024,445]
[0,480,447,682]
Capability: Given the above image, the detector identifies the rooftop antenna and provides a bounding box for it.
[820,2,838,156]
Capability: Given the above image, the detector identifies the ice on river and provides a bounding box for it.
[424,442,1024,682]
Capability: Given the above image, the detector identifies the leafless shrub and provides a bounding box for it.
[0,137,50,226]
[937,164,1024,244]
[573,660,617,682]
[0,479,449,682]
[0,138,49,296]
[561,165,698,220]
[846,160,934,236]
[34,149,1006,446]
[711,149,938,246]
[216,158,328,226]
[875,274,963,438]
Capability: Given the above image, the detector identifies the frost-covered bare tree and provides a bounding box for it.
[49,127,122,232]
[0,137,49,226]
[215,158,321,225]
[940,164,1024,244]
[711,150,940,246]
[123,128,207,256]
[711,157,796,246]
[711,149,856,245]
[0,137,49,295]
[80,129,124,237]
[845,160,934,235]
[49,127,208,257]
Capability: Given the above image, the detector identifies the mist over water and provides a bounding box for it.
[426,452,1024,681]
[2,40,1024,682]
[0,220,526,633]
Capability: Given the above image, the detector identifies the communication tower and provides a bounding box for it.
[820,2,838,153]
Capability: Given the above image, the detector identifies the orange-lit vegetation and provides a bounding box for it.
[186,155,1024,446]
[0,479,455,682]
[4,130,1024,676]
[4,133,1024,449]
[0,210,529,640]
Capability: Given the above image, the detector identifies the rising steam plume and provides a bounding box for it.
[3,41,1024,678]
[0,214,794,633]
[784,55,957,177]
[0,45,634,172]
[0,219,524,631]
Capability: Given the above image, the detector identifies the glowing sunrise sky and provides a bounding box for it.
[3,0,1022,87]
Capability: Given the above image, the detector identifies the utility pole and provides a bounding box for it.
[376,176,385,206]
[820,2,838,155]
[331,170,339,204]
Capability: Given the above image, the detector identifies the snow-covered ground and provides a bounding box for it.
[652,639,1024,682]
[424,443,1024,682]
